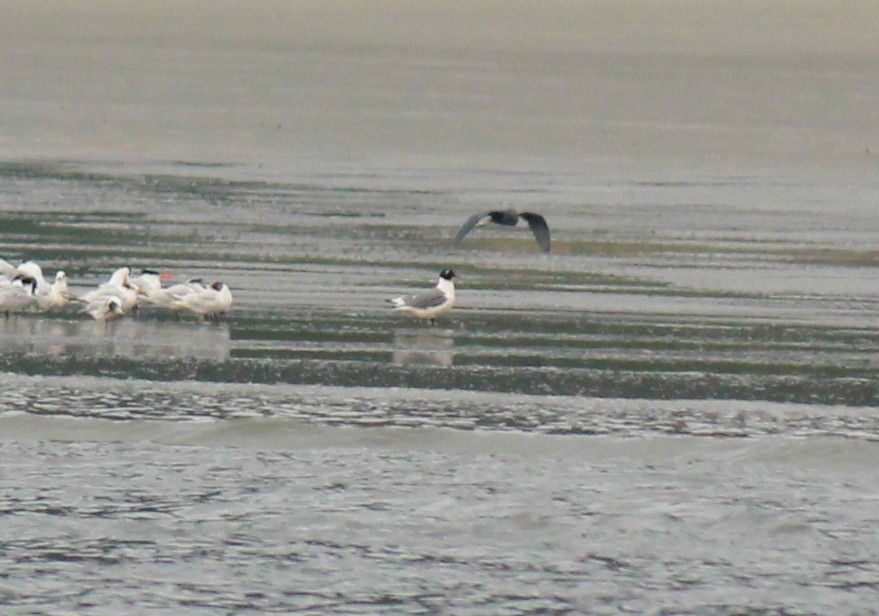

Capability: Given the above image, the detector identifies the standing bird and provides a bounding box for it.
[0,275,38,319]
[453,209,550,253]
[177,280,233,322]
[16,261,75,312]
[387,269,457,326]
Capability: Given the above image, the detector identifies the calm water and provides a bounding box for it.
[3,1,879,613]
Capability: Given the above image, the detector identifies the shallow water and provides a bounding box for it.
[4,1,879,613]
[2,161,879,615]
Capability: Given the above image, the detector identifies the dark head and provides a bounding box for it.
[12,274,38,294]
[109,298,124,314]
[490,209,519,225]
[439,269,456,281]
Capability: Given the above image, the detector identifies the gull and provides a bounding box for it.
[387,269,456,326]
[39,270,75,312]
[83,295,125,322]
[130,269,163,296]
[130,269,175,297]
[453,208,550,253]
[16,261,50,305]
[0,275,38,319]
[177,280,233,322]
[144,278,206,315]
[16,260,49,288]
[15,260,76,311]
[129,269,175,315]
[80,266,142,313]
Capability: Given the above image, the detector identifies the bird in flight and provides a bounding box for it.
[453,209,550,253]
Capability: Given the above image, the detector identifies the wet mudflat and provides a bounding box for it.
[1,161,879,615]
[3,0,879,612]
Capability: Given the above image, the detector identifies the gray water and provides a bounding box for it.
[3,2,879,614]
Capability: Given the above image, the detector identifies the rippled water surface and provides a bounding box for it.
[3,3,879,610]
[1,160,879,615]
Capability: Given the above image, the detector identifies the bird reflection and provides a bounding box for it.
[0,317,230,360]
[391,330,455,367]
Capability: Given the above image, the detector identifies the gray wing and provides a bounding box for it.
[401,287,447,310]
[453,211,492,245]
[520,212,551,253]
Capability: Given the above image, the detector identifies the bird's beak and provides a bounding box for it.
[136,288,149,296]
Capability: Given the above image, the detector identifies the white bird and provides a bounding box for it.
[129,269,163,295]
[83,295,125,322]
[387,269,457,326]
[16,260,49,289]
[128,269,168,315]
[177,280,233,322]
[142,278,203,314]
[0,275,38,318]
[38,270,75,312]
[14,261,77,312]
[80,266,142,313]
[0,257,17,282]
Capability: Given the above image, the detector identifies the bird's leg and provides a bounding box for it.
[429,318,437,326]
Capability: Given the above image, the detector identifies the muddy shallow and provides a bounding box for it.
[3,1,879,613]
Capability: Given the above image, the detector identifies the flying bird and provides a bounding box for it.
[387,269,457,326]
[453,209,550,253]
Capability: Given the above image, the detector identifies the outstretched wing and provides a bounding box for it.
[453,211,492,245]
[520,212,551,253]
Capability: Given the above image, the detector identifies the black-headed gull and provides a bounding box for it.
[453,209,550,253]
[387,269,457,326]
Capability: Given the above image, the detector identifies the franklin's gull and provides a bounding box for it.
[454,209,550,253]
[387,269,457,326]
